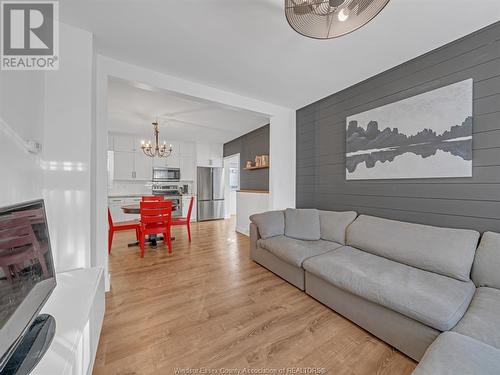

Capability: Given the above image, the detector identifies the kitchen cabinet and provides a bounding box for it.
[152,142,180,168]
[196,143,223,167]
[182,195,197,222]
[196,143,210,167]
[109,133,202,182]
[134,152,153,180]
[210,143,223,167]
[112,151,152,181]
[113,135,136,152]
[180,142,195,157]
[180,155,195,181]
[113,151,135,180]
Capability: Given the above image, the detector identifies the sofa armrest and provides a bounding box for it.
[250,223,261,260]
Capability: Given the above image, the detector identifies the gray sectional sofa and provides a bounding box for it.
[249,209,500,373]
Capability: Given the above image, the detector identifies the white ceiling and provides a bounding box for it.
[107,78,270,143]
[60,0,500,109]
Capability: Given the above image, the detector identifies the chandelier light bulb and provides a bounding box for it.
[338,8,349,21]
[140,121,173,158]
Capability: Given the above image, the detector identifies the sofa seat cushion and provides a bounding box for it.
[257,236,342,267]
[412,332,500,375]
[303,246,476,331]
[453,287,500,350]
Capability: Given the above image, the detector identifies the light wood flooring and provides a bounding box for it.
[93,218,416,375]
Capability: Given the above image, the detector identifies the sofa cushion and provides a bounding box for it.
[346,215,480,281]
[257,235,342,267]
[453,287,500,350]
[471,231,500,289]
[284,208,320,240]
[303,246,476,331]
[318,210,357,245]
[250,210,284,239]
[412,332,500,375]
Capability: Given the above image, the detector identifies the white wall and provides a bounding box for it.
[43,23,94,272]
[0,22,94,274]
[0,71,45,206]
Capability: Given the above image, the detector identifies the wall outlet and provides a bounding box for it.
[26,140,42,154]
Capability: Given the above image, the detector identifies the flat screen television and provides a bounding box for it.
[0,200,56,373]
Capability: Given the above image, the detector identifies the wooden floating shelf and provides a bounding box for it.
[244,165,269,170]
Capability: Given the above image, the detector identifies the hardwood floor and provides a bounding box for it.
[94,218,416,375]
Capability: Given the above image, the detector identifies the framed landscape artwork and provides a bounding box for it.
[346,79,473,180]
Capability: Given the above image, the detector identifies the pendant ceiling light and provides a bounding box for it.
[285,0,390,39]
[141,121,173,158]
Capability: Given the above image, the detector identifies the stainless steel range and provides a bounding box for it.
[152,183,182,217]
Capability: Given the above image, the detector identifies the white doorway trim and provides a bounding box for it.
[223,153,240,219]
[94,56,295,290]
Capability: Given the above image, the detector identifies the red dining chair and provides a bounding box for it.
[142,195,164,201]
[139,200,173,258]
[108,208,140,254]
[172,196,195,242]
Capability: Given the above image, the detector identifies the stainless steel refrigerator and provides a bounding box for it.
[197,167,225,221]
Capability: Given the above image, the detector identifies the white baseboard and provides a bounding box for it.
[236,226,249,236]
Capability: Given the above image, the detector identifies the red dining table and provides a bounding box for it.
[121,204,177,247]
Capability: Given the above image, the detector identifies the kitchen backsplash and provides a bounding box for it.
[108,181,194,196]
[108,181,153,196]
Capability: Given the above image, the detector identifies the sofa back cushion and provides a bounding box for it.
[249,210,284,239]
[346,215,480,281]
[472,232,500,289]
[319,210,357,245]
[284,208,320,240]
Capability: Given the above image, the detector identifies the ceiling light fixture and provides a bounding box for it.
[285,0,390,39]
[338,8,349,21]
[141,120,173,158]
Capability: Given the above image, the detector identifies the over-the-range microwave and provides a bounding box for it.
[152,167,180,182]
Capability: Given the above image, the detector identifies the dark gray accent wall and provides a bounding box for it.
[224,124,269,191]
[296,22,500,233]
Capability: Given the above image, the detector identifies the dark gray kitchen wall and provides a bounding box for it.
[296,21,500,232]
[224,124,269,191]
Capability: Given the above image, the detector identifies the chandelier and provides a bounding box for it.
[141,121,173,158]
[285,0,390,39]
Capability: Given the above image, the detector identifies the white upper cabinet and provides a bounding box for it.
[180,156,195,181]
[179,142,195,157]
[113,135,136,152]
[151,142,180,168]
[196,143,211,167]
[196,143,223,167]
[210,143,223,167]
[113,151,135,180]
[109,133,219,181]
[134,152,153,180]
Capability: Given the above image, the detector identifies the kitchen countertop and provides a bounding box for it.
[237,189,269,194]
[108,194,144,198]
[109,193,196,198]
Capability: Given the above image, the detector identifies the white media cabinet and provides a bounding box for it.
[32,267,105,375]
